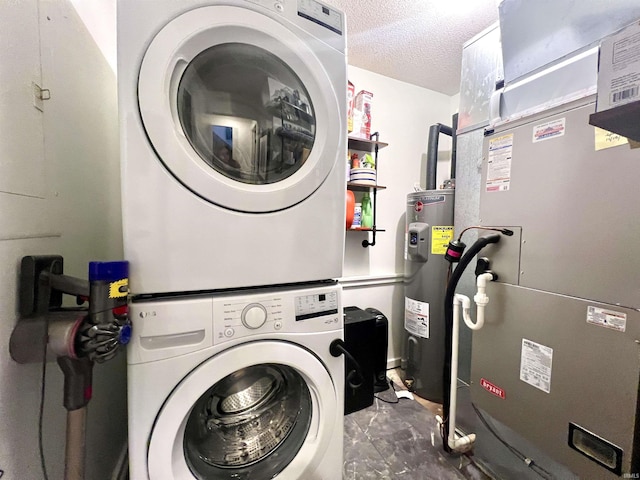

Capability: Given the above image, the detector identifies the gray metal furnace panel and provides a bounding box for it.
[471,283,640,478]
[479,100,640,309]
[499,0,640,85]
[475,226,521,286]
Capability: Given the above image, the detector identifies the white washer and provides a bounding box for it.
[117,0,347,295]
[127,283,344,480]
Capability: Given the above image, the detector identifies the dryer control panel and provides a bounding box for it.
[212,285,341,344]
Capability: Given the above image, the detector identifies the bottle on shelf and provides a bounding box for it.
[352,202,362,229]
[361,193,373,229]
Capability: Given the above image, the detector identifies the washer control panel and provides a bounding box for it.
[213,285,341,344]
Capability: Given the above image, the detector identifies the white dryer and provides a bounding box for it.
[127,283,344,479]
[117,0,347,295]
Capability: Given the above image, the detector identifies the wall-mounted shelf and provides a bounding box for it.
[346,182,387,192]
[589,101,640,142]
[348,227,386,232]
[347,132,388,247]
[347,136,389,151]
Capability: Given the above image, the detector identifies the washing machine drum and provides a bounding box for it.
[183,364,312,479]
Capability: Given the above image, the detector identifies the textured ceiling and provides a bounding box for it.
[322,0,500,95]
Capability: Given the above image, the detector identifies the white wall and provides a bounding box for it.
[341,65,455,366]
[0,1,124,478]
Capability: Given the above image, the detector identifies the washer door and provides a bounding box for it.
[138,5,343,213]
[147,341,339,479]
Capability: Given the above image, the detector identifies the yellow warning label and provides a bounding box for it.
[109,278,129,298]
[431,226,454,255]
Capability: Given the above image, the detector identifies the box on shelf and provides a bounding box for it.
[589,20,640,141]
[596,20,640,113]
[353,90,373,139]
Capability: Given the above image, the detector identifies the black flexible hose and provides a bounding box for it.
[442,233,501,452]
[330,339,365,389]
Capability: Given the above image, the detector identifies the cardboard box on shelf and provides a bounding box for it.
[353,90,373,139]
[596,20,640,113]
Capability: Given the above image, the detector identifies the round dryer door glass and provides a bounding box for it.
[177,43,316,186]
[183,363,312,479]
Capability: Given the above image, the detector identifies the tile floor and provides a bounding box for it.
[342,370,491,480]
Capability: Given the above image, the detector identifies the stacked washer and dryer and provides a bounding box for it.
[117,1,348,478]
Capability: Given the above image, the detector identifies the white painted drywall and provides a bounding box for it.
[0,1,124,478]
[69,0,117,73]
[342,65,455,367]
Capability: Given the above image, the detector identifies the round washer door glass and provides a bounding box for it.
[137,5,343,213]
[147,340,339,478]
[177,43,315,186]
[183,364,311,479]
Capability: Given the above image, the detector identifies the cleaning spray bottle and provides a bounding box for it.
[361,193,373,229]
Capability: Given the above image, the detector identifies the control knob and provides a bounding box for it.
[241,303,267,329]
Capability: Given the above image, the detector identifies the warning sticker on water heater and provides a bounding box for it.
[586,306,627,332]
[486,134,513,192]
[431,226,454,255]
[405,297,429,338]
[520,339,553,394]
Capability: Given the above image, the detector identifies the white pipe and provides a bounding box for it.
[447,273,495,452]
[465,272,494,330]
[448,294,476,451]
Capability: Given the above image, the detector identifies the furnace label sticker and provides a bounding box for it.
[431,226,454,255]
[586,306,627,332]
[486,134,513,192]
[520,339,553,394]
[404,297,429,338]
[532,118,566,143]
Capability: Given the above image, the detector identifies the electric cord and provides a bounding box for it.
[39,308,50,480]
[471,403,554,480]
[37,261,64,480]
[457,226,514,242]
[374,377,399,404]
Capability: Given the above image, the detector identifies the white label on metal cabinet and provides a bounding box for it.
[520,339,553,394]
[586,306,627,332]
[404,297,429,338]
[598,21,640,111]
[532,118,566,143]
[486,134,513,192]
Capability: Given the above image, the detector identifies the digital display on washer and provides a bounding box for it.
[295,291,338,321]
[297,0,343,35]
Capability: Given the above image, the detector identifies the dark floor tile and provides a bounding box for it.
[343,414,394,479]
[343,384,491,480]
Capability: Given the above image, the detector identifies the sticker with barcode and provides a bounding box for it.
[611,85,639,104]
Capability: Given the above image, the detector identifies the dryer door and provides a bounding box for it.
[147,341,339,479]
[138,5,344,213]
